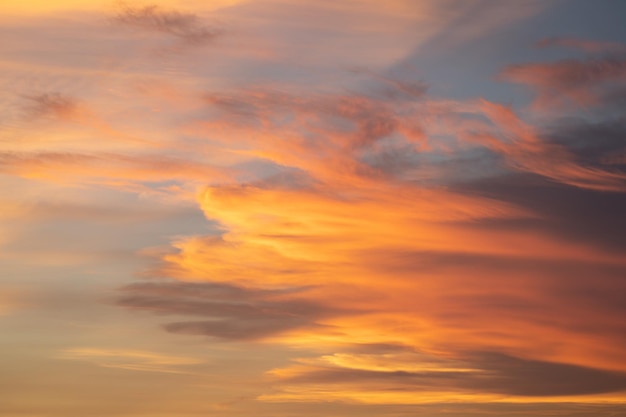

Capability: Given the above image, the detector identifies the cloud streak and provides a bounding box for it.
[61,347,204,374]
[118,280,340,340]
[501,54,626,110]
[111,3,222,46]
[263,349,626,403]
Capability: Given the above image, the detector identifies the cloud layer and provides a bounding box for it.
[1,1,625,415]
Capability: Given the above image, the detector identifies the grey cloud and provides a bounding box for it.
[163,318,319,340]
[454,173,626,252]
[545,115,626,172]
[118,281,340,340]
[464,352,626,396]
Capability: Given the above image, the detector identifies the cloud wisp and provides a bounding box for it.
[111,3,222,46]
[61,347,204,374]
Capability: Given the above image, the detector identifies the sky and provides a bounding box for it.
[1,1,626,416]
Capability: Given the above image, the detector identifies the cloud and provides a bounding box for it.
[0,151,231,190]
[501,53,626,110]
[117,64,626,397]
[467,352,626,397]
[8,90,165,150]
[265,349,626,403]
[545,115,626,170]
[118,280,341,340]
[3,6,626,407]
[130,173,626,378]
[111,3,221,46]
[22,92,80,120]
[455,172,626,252]
[467,100,626,192]
[536,37,626,54]
[61,347,203,373]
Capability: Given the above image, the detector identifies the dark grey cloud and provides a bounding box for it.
[118,281,340,340]
[466,352,626,396]
[544,115,626,172]
[452,54,626,249]
[111,3,221,45]
[454,173,626,252]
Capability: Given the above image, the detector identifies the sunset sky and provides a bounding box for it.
[1,1,626,416]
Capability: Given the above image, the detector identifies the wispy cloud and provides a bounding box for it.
[501,51,626,110]
[0,151,231,189]
[467,100,626,192]
[2,1,626,412]
[22,92,80,120]
[536,36,626,54]
[111,3,222,46]
[61,347,204,374]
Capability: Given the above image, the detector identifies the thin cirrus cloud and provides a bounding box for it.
[110,2,223,46]
[15,92,156,148]
[536,36,626,53]
[501,47,626,110]
[467,100,626,192]
[0,151,231,187]
[61,347,204,374]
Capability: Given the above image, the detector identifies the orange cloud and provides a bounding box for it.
[468,100,626,192]
[2,5,624,407]
[106,63,626,405]
[501,52,626,110]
